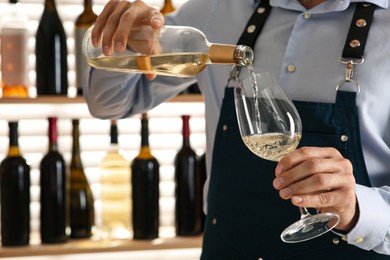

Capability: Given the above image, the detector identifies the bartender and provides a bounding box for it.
[84,0,390,259]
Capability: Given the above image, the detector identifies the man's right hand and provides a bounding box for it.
[91,0,165,56]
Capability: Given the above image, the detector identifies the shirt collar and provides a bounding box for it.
[253,0,388,10]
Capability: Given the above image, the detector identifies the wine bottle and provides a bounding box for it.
[100,120,132,239]
[69,119,95,238]
[174,115,202,236]
[160,0,175,15]
[0,0,29,98]
[74,0,98,96]
[131,113,159,239]
[83,25,254,77]
[199,152,207,230]
[40,117,68,243]
[0,121,30,246]
[35,0,68,95]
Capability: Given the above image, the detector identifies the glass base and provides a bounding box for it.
[281,212,340,243]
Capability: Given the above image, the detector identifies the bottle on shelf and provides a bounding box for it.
[0,0,29,98]
[0,121,30,246]
[100,119,132,239]
[69,119,95,238]
[82,25,254,77]
[160,0,175,15]
[131,113,160,239]
[35,0,68,96]
[74,0,98,96]
[174,115,202,236]
[40,117,68,244]
[199,152,207,230]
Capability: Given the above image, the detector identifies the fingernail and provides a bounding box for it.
[280,188,291,198]
[275,164,284,176]
[115,42,123,52]
[292,196,303,204]
[273,178,284,189]
[103,45,111,56]
[152,17,162,25]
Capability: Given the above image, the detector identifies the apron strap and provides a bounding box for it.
[236,1,376,60]
[342,3,377,60]
[237,0,271,49]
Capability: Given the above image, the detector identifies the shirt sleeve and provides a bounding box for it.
[346,185,390,254]
[83,68,196,119]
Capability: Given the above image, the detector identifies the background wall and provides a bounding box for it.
[0,0,205,242]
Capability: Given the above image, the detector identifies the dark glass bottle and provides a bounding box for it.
[199,152,207,230]
[69,119,95,238]
[0,121,30,246]
[40,117,68,243]
[131,113,160,239]
[74,0,97,96]
[174,115,202,236]
[35,0,68,95]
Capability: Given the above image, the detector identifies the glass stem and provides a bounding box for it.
[300,207,312,219]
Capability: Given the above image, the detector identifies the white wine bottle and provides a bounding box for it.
[82,25,253,77]
[100,120,132,239]
[0,0,29,98]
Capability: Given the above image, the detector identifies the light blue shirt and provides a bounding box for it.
[84,0,390,254]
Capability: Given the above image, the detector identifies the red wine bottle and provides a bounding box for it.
[69,119,95,238]
[199,152,207,230]
[131,113,159,239]
[0,121,30,246]
[40,117,68,243]
[35,0,68,95]
[174,115,202,236]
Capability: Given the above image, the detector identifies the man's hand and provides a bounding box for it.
[273,147,359,232]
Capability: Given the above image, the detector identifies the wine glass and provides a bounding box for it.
[234,69,340,243]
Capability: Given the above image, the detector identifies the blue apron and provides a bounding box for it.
[200,88,389,259]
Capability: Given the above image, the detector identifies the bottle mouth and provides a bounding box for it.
[235,45,254,66]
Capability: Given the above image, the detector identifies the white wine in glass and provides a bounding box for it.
[234,70,340,243]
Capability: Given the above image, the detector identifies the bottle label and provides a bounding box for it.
[1,28,28,87]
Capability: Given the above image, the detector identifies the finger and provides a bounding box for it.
[91,0,121,47]
[290,190,338,208]
[101,1,134,55]
[275,147,343,177]
[114,1,164,52]
[145,74,156,80]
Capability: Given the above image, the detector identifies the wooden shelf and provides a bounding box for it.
[0,94,204,104]
[0,236,203,258]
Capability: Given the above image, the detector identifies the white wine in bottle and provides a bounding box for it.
[83,25,254,77]
[100,120,132,239]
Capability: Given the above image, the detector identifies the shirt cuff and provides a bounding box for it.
[344,184,390,250]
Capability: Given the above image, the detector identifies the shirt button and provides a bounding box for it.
[222,125,228,131]
[332,238,340,245]
[354,237,364,244]
[212,218,217,225]
[303,13,312,19]
[287,64,296,73]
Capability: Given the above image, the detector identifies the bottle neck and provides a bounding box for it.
[8,122,21,156]
[84,0,93,9]
[140,114,149,148]
[110,120,119,145]
[208,44,254,66]
[71,119,83,168]
[181,115,190,147]
[48,117,58,151]
[44,0,57,12]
